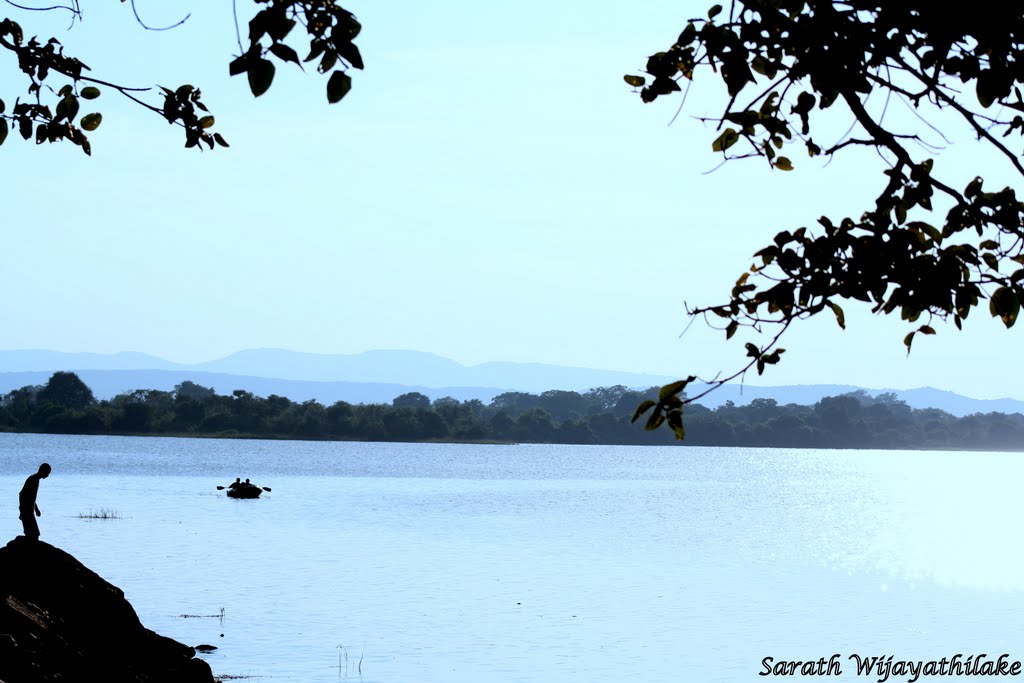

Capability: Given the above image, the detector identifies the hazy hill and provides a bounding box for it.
[690,383,1024,416]
[0,348,679,394]
[0,348,1021,417]
[0,350,182,372]
[189,348,680,391]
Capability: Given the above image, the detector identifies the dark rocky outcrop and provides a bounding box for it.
[0,537,214,683]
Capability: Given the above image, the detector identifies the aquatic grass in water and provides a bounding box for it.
[336,644,364,679]
[178,607,225,623]
[75,508,122,520]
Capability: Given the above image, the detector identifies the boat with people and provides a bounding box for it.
[218,478,271,499]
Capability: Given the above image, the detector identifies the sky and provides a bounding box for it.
[1,1,1022,399]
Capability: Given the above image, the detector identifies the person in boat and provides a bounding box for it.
[19,463,51,541]
[243,478,256,491]
[227,478,242,490]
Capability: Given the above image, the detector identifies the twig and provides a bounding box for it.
[129,0,190,32]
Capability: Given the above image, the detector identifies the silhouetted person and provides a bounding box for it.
[19,463,51,541]
[228,477,241,490]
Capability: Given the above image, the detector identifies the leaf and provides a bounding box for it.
[623,75,646,87]
[965,176,983,198]
[304,41,326,64]
[659,377,694,400]
[248,59,276,97]
[977,76,996,108]
[248,10,268,42]
[645,410,665,431]
[726,320,738,339]
[327,70,352,104]
[228,54,251,76]
[80,86,100,100]
[199,116,215,129]
[894,200,907,224]
[337,41,364,70]
[0,118,7,146]
[666,410,686,440]
[55,95,78,123]
[774,156,793,171]
[267,17,296,42]
[631,400,656,423]
[677,22,697,44]
[712,128,740,152]
[269,43,301,66]
[319,50,339,74]
[80,113,102,131]
[708,4,723,19]
[343,15,363,39]
[826,301,846,329]
[903,331,915,353]
[989,286,1020,328]
[213,132,230,148]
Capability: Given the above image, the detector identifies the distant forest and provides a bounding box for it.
[1,372,1023,451]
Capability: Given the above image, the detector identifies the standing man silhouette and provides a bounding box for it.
[19,463,51,541]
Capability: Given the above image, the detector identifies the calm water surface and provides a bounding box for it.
[1,433,1022,682]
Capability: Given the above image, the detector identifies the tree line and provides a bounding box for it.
[0,371,1022,451]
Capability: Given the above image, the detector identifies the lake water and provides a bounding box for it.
[1,433,1024,682]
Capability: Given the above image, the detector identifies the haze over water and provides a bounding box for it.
[1,433,1021,682]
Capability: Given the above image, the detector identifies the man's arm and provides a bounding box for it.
[34,503,40,517]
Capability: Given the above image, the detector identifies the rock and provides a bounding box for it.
[0,536,214,683]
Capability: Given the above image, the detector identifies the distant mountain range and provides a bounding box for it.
[0,349,677,391]
[0,348,1021,418]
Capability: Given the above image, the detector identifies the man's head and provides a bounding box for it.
[38,463,51,478]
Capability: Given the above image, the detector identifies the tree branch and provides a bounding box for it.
[893,55,1024,180]
[128,0,189,32]
[841,88,964,203]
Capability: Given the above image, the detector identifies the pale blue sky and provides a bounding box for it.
[1,1,1021,399]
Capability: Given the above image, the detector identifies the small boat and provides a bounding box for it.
[218,480,271,499]
[226,485,263,499]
